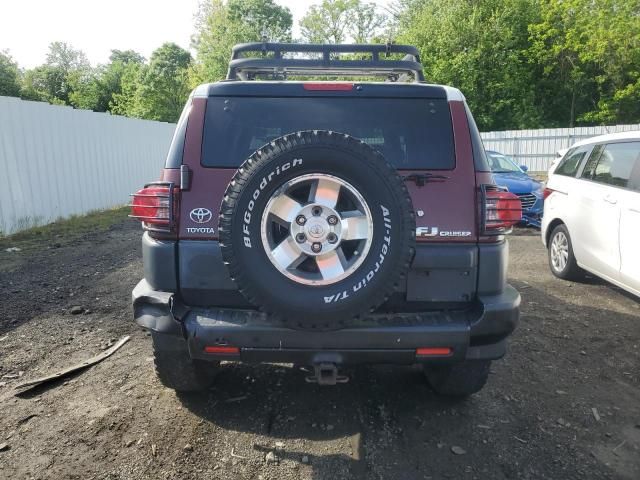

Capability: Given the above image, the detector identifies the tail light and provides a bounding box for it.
[129,182,177,233]
[481,185,522,235]
[543,187,554,200]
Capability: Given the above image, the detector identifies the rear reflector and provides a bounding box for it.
[303,83,354,91]
[482,186,522,234]
[416,347,453,356]
[204,346,240,354]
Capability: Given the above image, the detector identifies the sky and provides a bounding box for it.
[0,0,393,69]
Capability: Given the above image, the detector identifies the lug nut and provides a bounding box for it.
[327,233,338,243]
[296,233,307,243]
[312,206,322,216]
[295,215,306,226]
[327,215,338,225]
[311,242,322,253]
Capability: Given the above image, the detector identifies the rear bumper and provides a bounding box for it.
[132,279,520,365]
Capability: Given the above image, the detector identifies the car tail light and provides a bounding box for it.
[543,187,554,200]
[129,182,177,232]
[303,82,354,91]
[481,185,522,234]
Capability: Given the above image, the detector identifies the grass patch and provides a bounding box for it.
[0,207,130,253]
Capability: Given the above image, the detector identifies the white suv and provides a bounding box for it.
[542,131,640,297]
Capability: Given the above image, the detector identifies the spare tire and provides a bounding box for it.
[219,130,415,329]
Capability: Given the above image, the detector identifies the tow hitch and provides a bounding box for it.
[305,363,349,385]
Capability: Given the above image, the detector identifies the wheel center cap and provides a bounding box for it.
[306,221,326,239]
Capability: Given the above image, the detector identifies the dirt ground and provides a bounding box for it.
[0,214,638,480]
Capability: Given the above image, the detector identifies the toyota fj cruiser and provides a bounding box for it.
[131,43,522,397]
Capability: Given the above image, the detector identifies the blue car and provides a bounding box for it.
[486,150,544,228]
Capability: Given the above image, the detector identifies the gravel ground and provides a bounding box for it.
[0,218,638,480]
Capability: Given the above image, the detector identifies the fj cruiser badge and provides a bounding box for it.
[417,227,471,237]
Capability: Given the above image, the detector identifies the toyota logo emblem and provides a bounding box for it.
[190,207,213,224]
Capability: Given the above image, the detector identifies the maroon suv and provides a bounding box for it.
[131,43,522,396]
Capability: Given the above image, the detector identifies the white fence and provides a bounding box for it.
[481,124,640,172]
[0,96,175,235]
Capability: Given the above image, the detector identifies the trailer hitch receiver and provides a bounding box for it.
[305,363,349,385]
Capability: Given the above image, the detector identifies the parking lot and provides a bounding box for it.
[0,214,638,480]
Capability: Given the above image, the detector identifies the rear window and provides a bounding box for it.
[201,97,455,169]
[591,142,640,188]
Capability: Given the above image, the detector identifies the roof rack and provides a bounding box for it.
[226,42,425,82]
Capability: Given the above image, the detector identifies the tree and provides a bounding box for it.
[45,41,90,72]
[109,62,144,117]
[192,0,293,84]
[20,42,90,105]
[352,3,388,43]
[300,0,386,44]
[0,50,21,97]
[397,0,541,130]
[134,43,192,122]
[109,49,145,65]
[227,0,292,41]
[528,0,640,126]
[70,49,145,112]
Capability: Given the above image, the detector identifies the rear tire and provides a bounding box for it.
[152,333,219,392]
[424,360,491,397]
[548,224,583,280]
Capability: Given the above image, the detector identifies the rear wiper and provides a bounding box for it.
[403,173,449,187]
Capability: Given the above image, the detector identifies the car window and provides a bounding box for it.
[202,97,455,170]
[487,152,522,173]
[165,101,191,168]
[465,102,491,172]
[555,147,587,177]
[590,142,640,188]
[580,144,604,179]
[629,156,640,192]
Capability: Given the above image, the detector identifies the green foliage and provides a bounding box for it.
[109,62,144,117]
[0,50,21,97]
[300,0,386,44]
[109,43,191,122]
[528,0,640,126]
[397,0,541,131]
[134,43,192,122]
[191,0,293,84]
[19,42,90,105]
[17,40,187,122]
[398,0,640,129]
[70,49,145,112]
